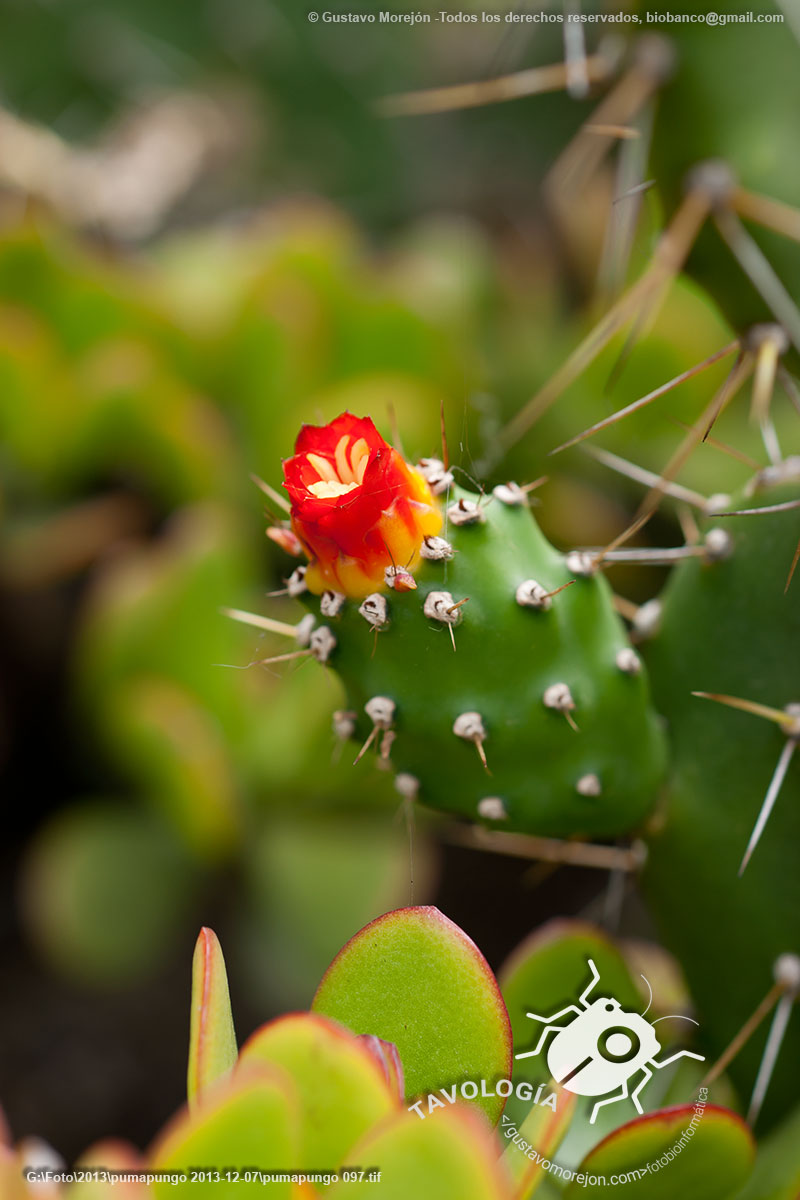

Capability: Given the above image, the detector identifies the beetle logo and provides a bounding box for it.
[514,959,704,1124]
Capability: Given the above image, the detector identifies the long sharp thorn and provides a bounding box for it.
[402,794,416,904]
[715,209,800,356]
[499,280,655,452]
[778,0,800,44]
[611,593,640,622]
[585,124,640,139]
[440,399,450,472]
[747,989,796,1125]
[631,354,752,525]
[549,340,739,456]
[733,186,800,245]
[221,607,301,638]
[258,649,312,667]
[379,730,395,763]
[353,727,379,766]
[700,353,752,442]
[724,496,800,595]
[668,417,762,469]
[599,103,654,300]
[739,739,796,876]
[474,738,489,772]
[601,867,627,933]
[760,416,783,467]
[375,54,613,118]
[584,444,708,508]
[598,544,706,565]
[498,188,712,452]
[446,826,645,871]
[542,580,577,601]
[698,981,783,1091]
[563,0,590,99]
[603,304,658,397]
[692,691,800,730]
[613,179,656,204]
[592,508,655,567]
[786,535,800,594]
[717,499,800,517]
[250,473,291,514]
[546,57,659,196]
[777,366,800,418]
[678,503,701,546]
[751,334,781,426]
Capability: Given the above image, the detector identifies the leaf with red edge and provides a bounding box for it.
[187,928,237,1107]
[327,1105,512,1200]
[71,1140,148,1199]
[734,1102,800,1200]
[500,920,644,1138]
[151,1064,298,1199]
[312,906,513,1124]
[501,921,643,1062]
[0,1144,28,1200]
[238,1013,397,1168]
[500,1084,578,1198]
[564,1104,755,1198]
[356,1036,405,1102]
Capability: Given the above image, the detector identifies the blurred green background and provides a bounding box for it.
[0,0,797,1162]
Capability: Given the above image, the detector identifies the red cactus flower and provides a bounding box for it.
[282,413,442,597]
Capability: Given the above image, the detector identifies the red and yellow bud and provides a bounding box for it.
[282,413,442,598]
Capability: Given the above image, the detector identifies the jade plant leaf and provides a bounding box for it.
[564,1104,755,1199]
[187,928,238,1109]
[500,920,643,1134]
[732,1103,800,1200]
[327,1106,512,1200]
[111,678,240,861]
[1,1153,26,1200]
[500,1085,577,1199]
[238,1013,397,1168]
[356,1035,405,1102]
[617,940,692,1021]
[19,803,196,985]
[71,1139,148,1199]
[501,920,644,1048]
[312,906,512,1124]
[244,815,429,1009]
[151,1066,298,1199]
[76,502,257,752]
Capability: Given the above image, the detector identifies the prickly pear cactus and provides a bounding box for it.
[647,0,800,346]
[267,413,667,838]
[643,467,800,1128]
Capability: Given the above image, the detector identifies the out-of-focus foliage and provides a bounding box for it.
[2,207,490,989]
[0,0,586,227]
[0,915,766,1199]
[0,199,786,993]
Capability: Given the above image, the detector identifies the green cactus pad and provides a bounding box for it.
[301,486,667,838]
[643,478,800,1129]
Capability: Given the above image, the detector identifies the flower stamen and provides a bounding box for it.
[307,453,338,482]
[351,437,370,480]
